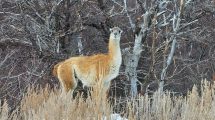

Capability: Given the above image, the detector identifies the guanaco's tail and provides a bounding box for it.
[53,63,61,77]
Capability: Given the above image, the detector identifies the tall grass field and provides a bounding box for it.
[0,80,215,120]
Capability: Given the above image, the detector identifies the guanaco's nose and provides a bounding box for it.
[114,33,117,36]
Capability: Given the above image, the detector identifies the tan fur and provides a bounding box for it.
[53,27,123,95]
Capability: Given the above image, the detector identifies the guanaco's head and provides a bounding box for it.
[109,27,123,40]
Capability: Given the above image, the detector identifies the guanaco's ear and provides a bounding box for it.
[109,28,113,32]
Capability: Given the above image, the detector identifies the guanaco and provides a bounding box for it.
[53,27,123,96]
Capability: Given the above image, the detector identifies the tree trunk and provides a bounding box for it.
[124,11,153,97]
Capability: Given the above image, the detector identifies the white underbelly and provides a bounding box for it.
[73,63,120,87]
[74,67,96,87]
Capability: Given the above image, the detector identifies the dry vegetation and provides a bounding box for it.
[1,0,215,119]
[0,80,214,120]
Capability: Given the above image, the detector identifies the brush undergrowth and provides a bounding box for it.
[0,80,215,120]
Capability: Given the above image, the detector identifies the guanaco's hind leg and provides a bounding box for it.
[57,64,77,93]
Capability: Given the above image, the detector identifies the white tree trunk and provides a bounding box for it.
[77,35,83,55]
[159,0,187,93]
[124,11,151,97]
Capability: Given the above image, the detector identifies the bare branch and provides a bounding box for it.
[123,0,135,31]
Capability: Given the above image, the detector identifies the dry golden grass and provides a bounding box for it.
[1,80,215,120]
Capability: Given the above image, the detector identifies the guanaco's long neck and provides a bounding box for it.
[108,38,121,62]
